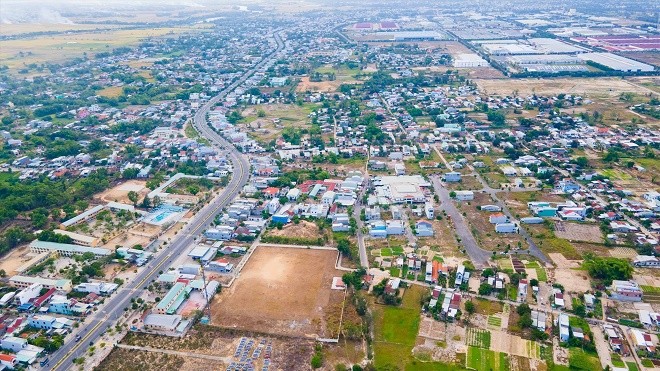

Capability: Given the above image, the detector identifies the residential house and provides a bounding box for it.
[610,280,643,302]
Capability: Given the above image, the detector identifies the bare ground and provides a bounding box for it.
[210,246,343,338]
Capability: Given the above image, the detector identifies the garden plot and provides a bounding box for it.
[467,346,509,371]
[609,247,638,259]
[489,330,540,359]
[466,328,491,349]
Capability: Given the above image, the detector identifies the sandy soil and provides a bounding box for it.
[210,246,343,338]
[0,245,30,275]
[296,76,352,92]
[266,220,322,240]
[99,180,149,204]
[475,77,654,97]
[554,222,603,243]
[554,268,592,293]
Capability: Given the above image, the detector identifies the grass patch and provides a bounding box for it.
[641,359,654,367]
[487,316,502,327]
[538,237,581,260]
[466,328,491,349]
[507,284,518,301]
[640,285,660,294]
[611,353,624,367]
[466,346,508,371]
[380,248,393,257]
[568,348,600,370]
[474,298,504,315]
[626,361,639,371]
[524,261,541,268]
[392,246,405,255]
[535,268,548,282]
[390,267,401,278]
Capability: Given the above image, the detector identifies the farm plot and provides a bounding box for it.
[210,246,344,338]
[488,316,502,328]
[466,328,491,349]
[489,330,540,359]
[466,346,509,371]
[554,222,603,243]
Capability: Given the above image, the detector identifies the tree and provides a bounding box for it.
[127,191,139,206]
[122,168,139,179]
[465,300,475,314]
[449,191,457,199]
[518,312,533,328]
[478,283,493,296]
[575,157,589,168]
[517,303,531,316]
[583,254,633,284]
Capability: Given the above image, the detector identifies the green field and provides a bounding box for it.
[474,298,504,315]
[390,267,401,278]
[466,346,509,371]
[640,285,660,294]
[524,261,541,268]
[601,168,633,181]
[380,248,393,256]
[373,286,465,370]
[568,349,600,370]
[466,328,491,349]
[488,316,502,327]
[626,361,639,371]
[392,246,405,255]
[536,268,548,282]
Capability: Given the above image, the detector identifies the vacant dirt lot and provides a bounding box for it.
[555,268,592,293]
[0,245,30,276]
[211,246,343,338]
[474,77,653,97]
[266,220,323,240]
[296,76,349,92]
[99,180,149,204]
[554,222,603,243]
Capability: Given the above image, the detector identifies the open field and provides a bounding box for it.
[466,346,509,371]
[98,180,149,204]
[474,77,655,97]
[554,222,603,243]
[95,347,186,371]
[210,246,343,338]
[263,220,323,241]
[489,330,540,359]
[0,26,208,70]
[373,285,455,369]
[0,245,30,276]
[118,325,316,371]
[238,103,317,143]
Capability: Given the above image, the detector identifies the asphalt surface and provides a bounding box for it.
[49,31,284,371]
[430,176,492,268]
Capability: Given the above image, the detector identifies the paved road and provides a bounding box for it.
[471,171,552,266]
[430,176,491,268]
[49,32,285,371]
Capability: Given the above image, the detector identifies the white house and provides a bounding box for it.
[444,172,462,182]
[489,213,508,224]
[322,191,336,205]
[495,223,518,233]
[454,190,474,201]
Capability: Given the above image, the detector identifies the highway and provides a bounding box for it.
[49,31,284,371]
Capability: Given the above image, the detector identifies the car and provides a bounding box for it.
[40,358,49,367]
[75,335,81,342]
